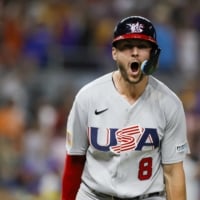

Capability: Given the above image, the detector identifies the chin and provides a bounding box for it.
[129,74,144,84]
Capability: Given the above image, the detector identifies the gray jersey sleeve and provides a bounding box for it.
[161,101,189,164]
[66,93,89,155]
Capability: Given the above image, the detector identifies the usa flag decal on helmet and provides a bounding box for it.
[127,22,144,33]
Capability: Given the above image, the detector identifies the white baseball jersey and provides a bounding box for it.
[66,72,189,198]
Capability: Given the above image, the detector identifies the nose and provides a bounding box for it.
[131,46,139,57]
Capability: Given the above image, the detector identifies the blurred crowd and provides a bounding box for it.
[0,0,200,199]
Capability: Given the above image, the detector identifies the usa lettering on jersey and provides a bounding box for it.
[88,125,159,153]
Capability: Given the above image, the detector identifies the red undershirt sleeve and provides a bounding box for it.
[61,154,86,200]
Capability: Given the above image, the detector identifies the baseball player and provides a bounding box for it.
[62,16,189,200]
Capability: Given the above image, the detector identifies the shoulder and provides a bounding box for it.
[149,76,182,105]
[148,76,184,115]
[75,72,113,101]
[148,77,186,126]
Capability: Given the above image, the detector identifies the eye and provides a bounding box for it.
[124,44,134,49]
[137,44,151,49]
[117,43,133,51]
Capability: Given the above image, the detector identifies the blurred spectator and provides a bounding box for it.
[0,97,26,186]
[1,2,25,69]
[151,3,177,72]
[177,29,199,80]
[22,22,52,69]
[0,97,25,139]
[178,78,200,200]
[0,72,28,109]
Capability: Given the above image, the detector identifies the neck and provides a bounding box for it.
[113,71,149,104]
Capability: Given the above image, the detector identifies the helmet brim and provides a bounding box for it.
[112,33,157,46]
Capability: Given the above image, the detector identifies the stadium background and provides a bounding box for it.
[0,0,199,199]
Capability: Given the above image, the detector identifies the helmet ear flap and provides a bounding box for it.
[141,47,161,75]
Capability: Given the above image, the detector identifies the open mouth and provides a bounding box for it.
[130,62,139,72]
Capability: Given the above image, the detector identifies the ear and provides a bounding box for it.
[112,47,117,60]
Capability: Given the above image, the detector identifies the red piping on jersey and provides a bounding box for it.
[61,154,86,200]
[113,33,157,44]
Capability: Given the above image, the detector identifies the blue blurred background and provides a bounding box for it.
[0,0,199,199]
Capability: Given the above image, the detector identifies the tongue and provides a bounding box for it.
[131,62,139,72]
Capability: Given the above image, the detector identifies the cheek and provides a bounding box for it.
[112,49,128,61]
[143,49,151,59]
